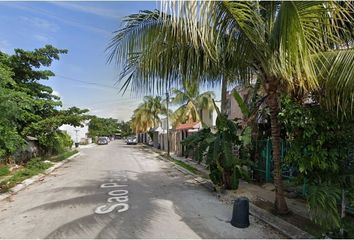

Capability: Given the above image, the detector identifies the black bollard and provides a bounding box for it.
[230,197,250,228]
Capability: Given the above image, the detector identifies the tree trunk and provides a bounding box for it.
[223,170,232,190]
[221,74,228,114]
[267,90,289,214]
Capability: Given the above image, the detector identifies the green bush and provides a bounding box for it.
[39,131,73,155]
[0,165,10,176]
[50,150,78,162]
[0,158,52,192]
[26,158,52,171]
[182,108,252,190]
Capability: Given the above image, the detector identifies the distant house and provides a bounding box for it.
[175,122,202,157]
[226,88,248,121]
[200,101,221,128]
[160,117,171,133]
[59,120,91,145]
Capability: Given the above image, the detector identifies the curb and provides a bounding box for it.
[147,148,313,239]
[157,155,215,191]
[249,202,313,239]
[0,152,80,202]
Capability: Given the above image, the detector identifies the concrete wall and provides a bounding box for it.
[13,140,39,163]
[59,121,89,144]
[200,101,221,128]
[226,89,248,120]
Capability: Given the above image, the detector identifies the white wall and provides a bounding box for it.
[59,121,89,143]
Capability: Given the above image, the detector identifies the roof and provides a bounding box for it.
[149,126,163,132]
[176,122,201,130]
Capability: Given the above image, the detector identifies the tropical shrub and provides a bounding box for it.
[182,103,252,190]
[38,131,73,155]
[0,165,10,177]
[279,96,354,234]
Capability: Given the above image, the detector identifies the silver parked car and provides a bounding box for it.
[126,136,137,145]
[97,137,109,145]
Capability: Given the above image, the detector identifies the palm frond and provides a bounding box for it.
[314,49,354,116]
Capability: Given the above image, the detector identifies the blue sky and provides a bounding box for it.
[0,1,220,121]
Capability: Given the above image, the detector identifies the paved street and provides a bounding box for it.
[0,141,282,238]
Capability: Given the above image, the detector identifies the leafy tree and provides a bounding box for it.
[170,80,214,127]
[279,96,354,233]
[0,55,31,160]
[110,1,354,214]
[88,117,119,138]
[0,45,90,158]
[0,45,67,133]
[117,121,133,137]
[23,107,89,155]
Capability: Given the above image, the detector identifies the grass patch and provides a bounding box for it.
[50,150,78,162]
[173,159,199,174]
[0,158,52,193]
[0,165,10,177]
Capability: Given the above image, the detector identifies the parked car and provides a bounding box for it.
[97,137,109,145]
[126,136,137,145]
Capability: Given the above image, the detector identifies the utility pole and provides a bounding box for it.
[166,92,170,156]
[74,129,79,148]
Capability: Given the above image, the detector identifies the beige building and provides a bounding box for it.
[200,101,221,128]
[226,88,248,121]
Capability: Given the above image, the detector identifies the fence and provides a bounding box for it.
[253,138,354,213]
[253,138,308,196]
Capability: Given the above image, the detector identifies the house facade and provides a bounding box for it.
[59,120,91,145]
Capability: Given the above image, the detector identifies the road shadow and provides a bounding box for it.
[22,150,281,239]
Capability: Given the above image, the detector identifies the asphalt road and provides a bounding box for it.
[0,140,283,238]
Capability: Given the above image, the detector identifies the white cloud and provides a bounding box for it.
[0,39,11,53]
[33,34,50,43]
[52,90,61,98]
[49,2,122,20]
[5,3,111,36]
[20,16,59,32]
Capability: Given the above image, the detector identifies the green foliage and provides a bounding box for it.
[280,96,354,180]
[170,80,214,127]
[307,185,341,230]
[0,46,90,159]
[0,60,28,158]
[280,96,354,232]
[0,158,52,192]
[50,150,78,162]
[88,116,119,137]
[130,96,167,133]
[38,131,73,155]
[117,120,133,137]
[182,103,251,189]
[173,160,199,175]
[0,125,25,159]
[26,158,52,171]
[232,90,250,117]
[23,107,89,138]
[0,166,10,177]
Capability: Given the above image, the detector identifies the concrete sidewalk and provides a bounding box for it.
[171,153,310,219]
[141,147,313,239]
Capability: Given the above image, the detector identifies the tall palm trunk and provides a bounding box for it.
[267,84,289,214]
[221,74,228,114]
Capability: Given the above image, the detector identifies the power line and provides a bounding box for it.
[55,74,118,89]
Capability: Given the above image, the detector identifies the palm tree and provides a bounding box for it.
[109,2,354,214]
[159,1,354,214]
[107,10,238,113]
[130,96,167,133]
[170,80,215,127]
